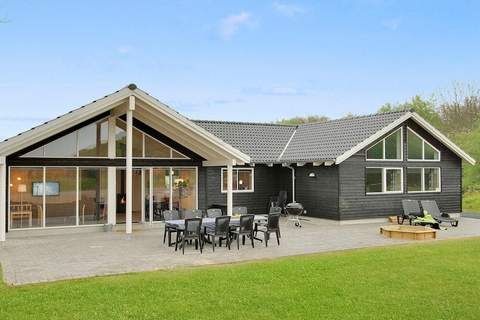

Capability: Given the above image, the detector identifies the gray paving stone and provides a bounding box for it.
[1,217,479,286]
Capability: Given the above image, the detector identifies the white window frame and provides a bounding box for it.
[407,127,441,162]
[221,168,255,193]
[365,167,404,195]
[407,167,441,193]
[366,128,403,161]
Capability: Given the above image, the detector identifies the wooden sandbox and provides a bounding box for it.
[380,225,437,240]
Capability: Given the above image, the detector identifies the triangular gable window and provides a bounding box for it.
[407,128,440,161]
[20,117,190,159]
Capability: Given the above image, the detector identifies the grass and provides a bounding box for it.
[1,238,480,319]
[463,191,480,212]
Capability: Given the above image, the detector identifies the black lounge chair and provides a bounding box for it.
[421,200,459,227]
[399,200,423,225]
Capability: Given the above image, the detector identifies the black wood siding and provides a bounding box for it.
[338,120,462,220]
[200,165,292,214]
[295,165,339,220]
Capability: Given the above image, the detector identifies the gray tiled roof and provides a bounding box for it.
[195,111,409,163]
[279,111,408,162]
[193,120,296,163]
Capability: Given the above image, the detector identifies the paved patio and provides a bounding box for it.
[1,217,480,286]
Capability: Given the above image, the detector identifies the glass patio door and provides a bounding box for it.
[116,168,143,224]
[172,168,197,212]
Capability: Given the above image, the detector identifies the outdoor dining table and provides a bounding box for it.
[165,215,269,247]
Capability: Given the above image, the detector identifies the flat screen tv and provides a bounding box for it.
[32,182,60,197]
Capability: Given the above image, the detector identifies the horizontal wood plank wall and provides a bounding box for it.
[295,165,340,220]
[338,120,462,220]
[200,165,292,214]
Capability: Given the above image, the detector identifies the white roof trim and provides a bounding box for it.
[335,113,412,164]
[132,89,250,163]
[410,112,475,165]
[335,112,476,165]
[0,85,250,164]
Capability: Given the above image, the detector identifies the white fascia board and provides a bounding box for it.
[203,159,237,167]
[132,89,251,164]
[410,113,476,165]
[0,88,131,156]
[335,113,413,164]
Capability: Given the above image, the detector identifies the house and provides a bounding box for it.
[0,84,475,241]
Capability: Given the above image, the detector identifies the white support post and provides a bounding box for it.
[107,167,116,225]
[226,163,233,216]
[0,156,6,242]
[108,116,116,159]
[141,169,145,223]
[107,116,117,226]
[126,95,135,235]
[149,168,153,223]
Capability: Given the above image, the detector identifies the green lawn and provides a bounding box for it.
[464,192,480,212]
[1,238,480,320]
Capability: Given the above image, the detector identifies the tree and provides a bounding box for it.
[378,95,441,128]
[275,115,330,125]
[437,84,480,134]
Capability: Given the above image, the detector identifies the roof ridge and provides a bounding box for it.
[297,110,409,127]
[193,119,296,127]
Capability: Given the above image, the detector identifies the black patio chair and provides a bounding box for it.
[230,214,255,250]
[256,213,281,247]
[206,208,223,218]
[232,206,248,216]
[399,200,423,225]
[163,210,180,246]
[176,218,203,254]
[183,209,203,219]
[204,216,231,252]
[421,200,459,227]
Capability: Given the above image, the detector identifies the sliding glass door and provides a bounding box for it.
[172,168,197,212]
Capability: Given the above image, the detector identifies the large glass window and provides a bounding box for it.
[21,117,189,160]
[407,168,422,192]
[366,128,402,160]
[145,136,170,158]
[366,168,403,194]
[152,168,171,221]
[221,168,254,192]
[44,132,77,157]
[79,168,108,225]
[407,128,440,161]
[365,168,382,193]
[45,168,77,227]
[172,168,197,212]
[78,121,108,157]
[408,167,441,193]
[115,120,143,157]
[9,168,44,229]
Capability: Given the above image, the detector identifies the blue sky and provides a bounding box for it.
[1,0,479,140]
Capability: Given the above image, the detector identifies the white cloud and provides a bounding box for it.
[117,45,134,55]
[219,11,253,39]
[272,2,305,17]
[382,18,402,31]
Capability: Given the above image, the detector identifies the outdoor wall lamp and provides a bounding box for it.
[308,172,316,178]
